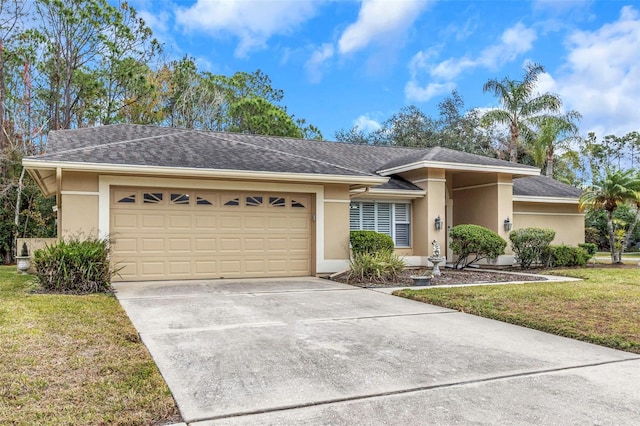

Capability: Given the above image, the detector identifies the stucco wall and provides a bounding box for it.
[323,184,350,261]
[60,194,99,238]
[513,201,585,246]
[61,171,99,191]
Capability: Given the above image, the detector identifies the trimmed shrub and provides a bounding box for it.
[578,243,598,260]
[509,228,556,269]
[350,230,394,254]
[449,224,506,269]
[548,244,589,267]
[347,250,406,282]
[32,237,120,294]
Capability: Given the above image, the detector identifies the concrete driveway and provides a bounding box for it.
[114,278,640,425]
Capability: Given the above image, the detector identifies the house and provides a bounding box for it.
[23,124,584,281]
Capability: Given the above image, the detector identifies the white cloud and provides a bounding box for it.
[175,0,319,57]
[405,22,536,102]
[543,6,640,136]
[338,0,431,55]
[354,115,382,132]
[432,22,537,80]
[404,80,455,102]
[305,43,334,83]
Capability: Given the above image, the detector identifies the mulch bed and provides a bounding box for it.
[333,267,547,288]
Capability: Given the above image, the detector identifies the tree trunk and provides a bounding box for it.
[509,127,518,163]
[14,166,25,233]
[545,148,554,178]
[607,212,619,263]
[619,204,640,262]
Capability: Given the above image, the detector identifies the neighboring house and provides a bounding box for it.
[23,124,584,281]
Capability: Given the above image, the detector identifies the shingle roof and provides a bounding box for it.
[33,124,537,177]
[375,175,423,191]
[378,146,539,172]
[28,125,581,198]
[513,175,583,198]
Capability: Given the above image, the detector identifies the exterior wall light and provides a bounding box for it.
[504,217,513,232]
[434,215,442,231]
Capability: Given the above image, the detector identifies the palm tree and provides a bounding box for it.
[530,111,581,178]
[579,169,640,263]
[482,63,562,163]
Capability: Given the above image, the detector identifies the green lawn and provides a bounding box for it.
[395,268,640,353]
[0,266,180,425]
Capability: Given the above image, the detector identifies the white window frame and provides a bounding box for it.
[349,200,411,248]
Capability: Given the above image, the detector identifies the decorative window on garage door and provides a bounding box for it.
[349,201,411,247]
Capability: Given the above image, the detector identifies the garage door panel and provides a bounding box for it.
[141,261,165,276]
[194,260,217,274]
[245,259,266,273]
[141,214,165,228]
[289,217,310,230]
[290,259,311,273]
[220,260,241,274]
[244,216,266,229]
[168,261,191,275]
[113,213,138,228]
[219,238,241,252]
[169,238,191,252]
[195,238,217,252]
[268,238,288,251]
[116,261,138,280]
[219,215,242,229]
[195,215,217,229]
[244,238,266,251]
[112,238,137,254]
[142,238,165,252]
[111,187,312,281]
[169,214,191,228]
[290,238,310,251]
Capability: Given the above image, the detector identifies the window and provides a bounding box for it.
[245,196,263,207]
[269,197,286,207]
[224,197,240,206]
[196,196,212,206]
[171,193,190,205]
[143,192,163,204]
[349,201,411,247]
[117,194,136,203]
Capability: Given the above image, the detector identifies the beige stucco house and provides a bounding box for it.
[23,124,584,281]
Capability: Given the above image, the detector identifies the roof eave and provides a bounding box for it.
[377,160,541,176]
[513,195,580,204]
[350,188,426,199]
[22,159,389,186]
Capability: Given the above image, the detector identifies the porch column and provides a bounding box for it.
[426,169,447,260]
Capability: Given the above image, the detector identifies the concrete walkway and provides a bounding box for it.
[114,277,640,425]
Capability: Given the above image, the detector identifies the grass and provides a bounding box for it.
[395,267,640,354]
[0,266,180,425]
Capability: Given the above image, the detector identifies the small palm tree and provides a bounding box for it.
[530,111,581,178]
[482,63,562,163]
[579,169,640,263]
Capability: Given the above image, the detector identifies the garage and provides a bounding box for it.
[110,186,313,281]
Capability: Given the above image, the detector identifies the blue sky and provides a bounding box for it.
[130,0,639,141]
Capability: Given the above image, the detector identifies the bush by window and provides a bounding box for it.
[350,230,395,255]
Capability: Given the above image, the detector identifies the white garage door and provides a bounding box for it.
[110,187,313,281]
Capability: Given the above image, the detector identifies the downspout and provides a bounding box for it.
[349,187,371,199]
[56,167,62,238]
